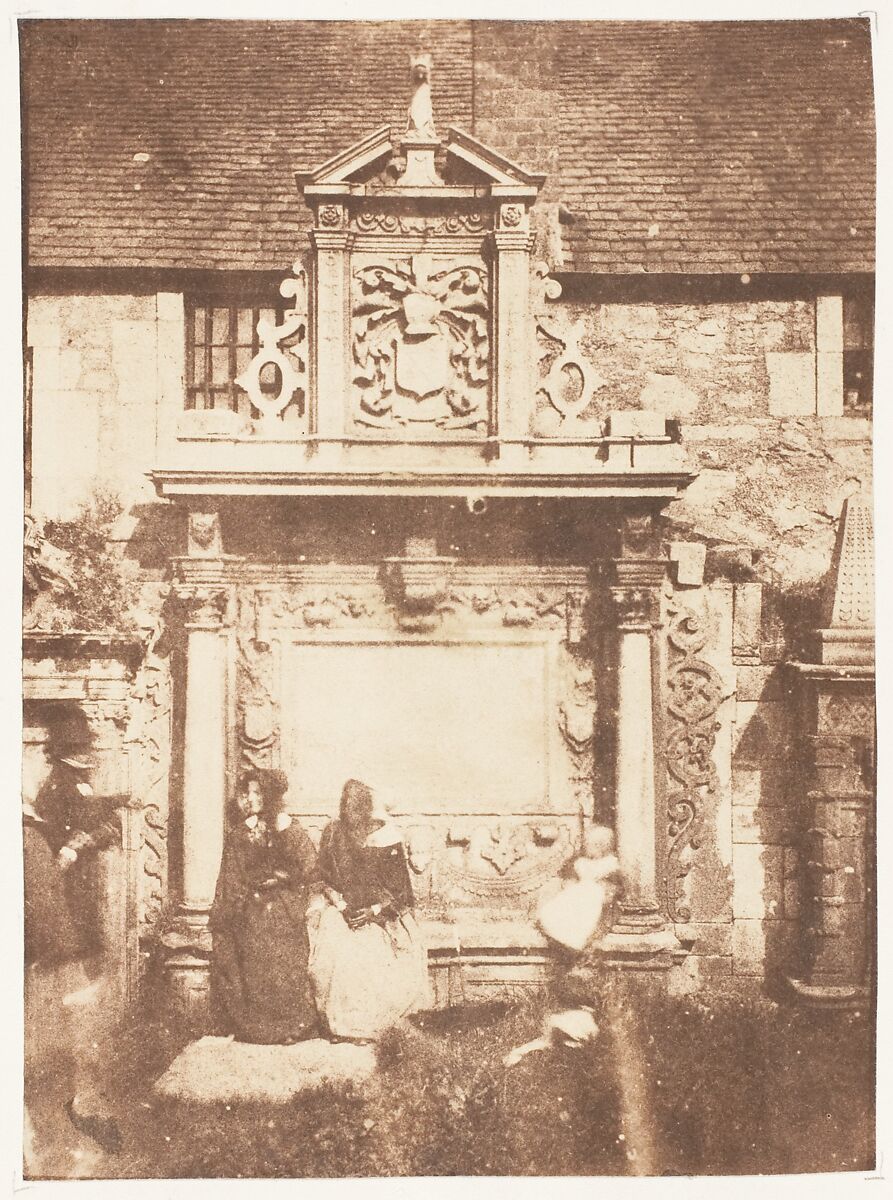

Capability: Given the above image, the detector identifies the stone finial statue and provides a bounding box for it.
[406,54,436,141]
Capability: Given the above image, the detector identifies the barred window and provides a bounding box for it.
[185,297,286,415]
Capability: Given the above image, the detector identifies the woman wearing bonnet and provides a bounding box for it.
[210,768,320,1044]
[308,779,429,1043]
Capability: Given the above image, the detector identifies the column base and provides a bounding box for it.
[785,975,870,1010]
[161,912,213,1029]
[594,919,684,972]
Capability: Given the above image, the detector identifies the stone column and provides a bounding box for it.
[786,671,874,1007]
[310,204,354,463]
[492,201,536,464]
[162,580,232,1025]
[600,515,679,965]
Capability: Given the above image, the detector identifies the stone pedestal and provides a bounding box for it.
[786,498,875,1008]
[786,666,874,1007]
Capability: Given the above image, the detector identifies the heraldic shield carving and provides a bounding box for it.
[352,253,490,430]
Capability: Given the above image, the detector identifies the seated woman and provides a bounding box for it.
[308,779,429,1043]
[210,768,319,1044]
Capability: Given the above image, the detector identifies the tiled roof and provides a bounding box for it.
[21,18,875,275]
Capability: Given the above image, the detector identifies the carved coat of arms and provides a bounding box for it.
[352,253,489,431]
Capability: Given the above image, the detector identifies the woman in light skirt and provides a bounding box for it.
[307,780,429,1043]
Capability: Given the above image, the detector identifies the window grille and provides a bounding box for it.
[185,298,287,416]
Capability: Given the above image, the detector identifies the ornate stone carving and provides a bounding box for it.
[532,261,563,308]
[536,318,606,425]
[126,621,172,941]
[384,539,458,632]
[818,497,874,666]
[318,204,344,228]
[353,209,487,235]
[663,606,723,922]
[236,591,278,773]
[610,585,657,629]
[438,820,576,905]
[187,510,222,557]
[174,584,231,629]
[406,53,436,140]
[235,261,308,426]
[558,661,595,754]
[352,254,489,430]
[565,588,587,646]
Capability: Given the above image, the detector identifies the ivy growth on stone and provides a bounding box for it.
[40,488,140,634]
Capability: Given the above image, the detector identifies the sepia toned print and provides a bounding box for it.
[21,18,875,1179]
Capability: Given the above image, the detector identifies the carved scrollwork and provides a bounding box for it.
[663,604,723,922]
[351,253,489,431]
[127,620,172,940]
[532,261,563,308]
[235,261,308,425]
[536,318,606,425]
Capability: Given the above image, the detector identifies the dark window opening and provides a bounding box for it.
[843,292,874,416]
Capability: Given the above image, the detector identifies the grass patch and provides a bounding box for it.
[79,983,874,1178]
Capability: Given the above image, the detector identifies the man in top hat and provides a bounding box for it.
[24,704,123,1175]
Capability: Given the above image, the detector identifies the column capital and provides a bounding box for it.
[173,581,233,630]
[310,228,355,252]
[610,559,666,629]
[492,229,536,253]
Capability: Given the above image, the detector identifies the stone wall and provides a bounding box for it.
[28,293,166,520]
[536,294,872,586]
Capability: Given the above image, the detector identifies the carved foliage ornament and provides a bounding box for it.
[663,606,723,922]
[352,253,489,430]
[235,262,308,425]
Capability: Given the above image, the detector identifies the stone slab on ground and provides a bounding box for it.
[153,1036,377,1104]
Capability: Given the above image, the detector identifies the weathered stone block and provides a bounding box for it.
[783,846,802,920]
[638,371,700,417]
[766,351,816,416]
[606,409,666,437]
[673,921,733,955]
[732,582,762,662]
[731,766,763,807]
[733,843,784,918]
[732,806,796,846]
[735,666,783,703]
[732,917,797,976]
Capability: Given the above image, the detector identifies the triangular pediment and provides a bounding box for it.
[296,124,545,196]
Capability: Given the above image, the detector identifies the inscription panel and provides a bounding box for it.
[280,642,549,813]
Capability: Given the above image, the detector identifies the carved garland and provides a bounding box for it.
[353,210,488,235]
[663,605,723,922]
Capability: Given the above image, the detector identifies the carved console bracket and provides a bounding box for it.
[383,537,458,632]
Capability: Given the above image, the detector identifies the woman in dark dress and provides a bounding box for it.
[307,779,429,1042]
[210,768,320,1044]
